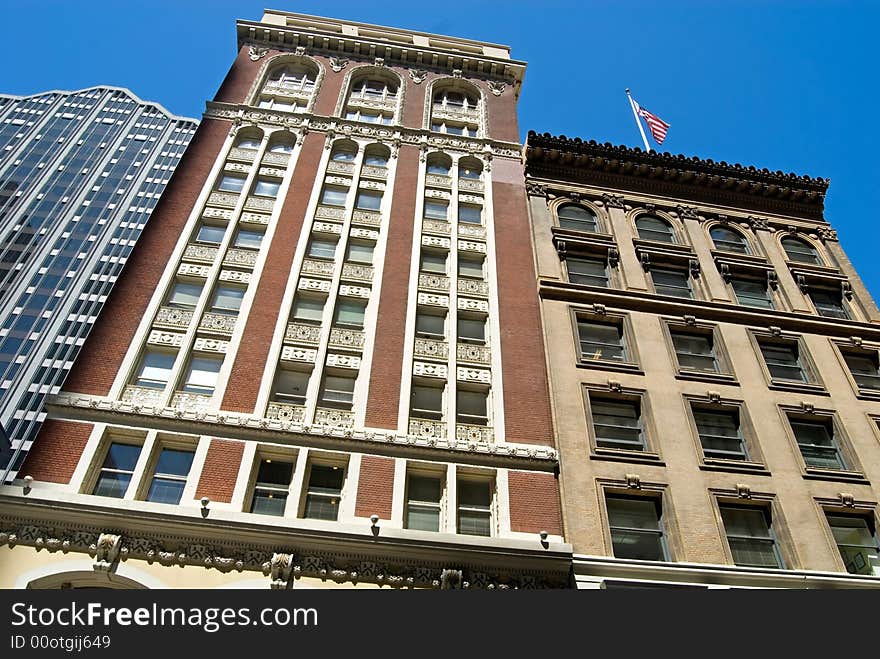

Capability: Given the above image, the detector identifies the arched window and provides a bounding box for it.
[781,236,821,264]
[258,62,318,114]
[330,141,358,162]
[344,74,399,125]
[636,215,676,243]
[430,85,480,137]
[267,135,295,154]
[558,204,598,233]
[426,153,452,176]
[235,135,261,150]
[710,226,750,254]
[364,144,390,168]
[458,157,483,180]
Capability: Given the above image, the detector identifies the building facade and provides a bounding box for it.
[0,87,197,482]
[0,11,568,589]
[525,132,880,588]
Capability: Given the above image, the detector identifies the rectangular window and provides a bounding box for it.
[234,229,264,250]
[424,201,448,220]
[457,480,492,536]
[458,315,486,344]
[577,318,626,362]
[333,298,366,328]
[271,368,310,405]
[346,242,374,264]
[145,448,195,505]
[457,390,488,425]
[210,285,244,315]
[167,281,202,309]
[789,418,846,470]
[420,251,447,274]
[410,384,444,420]
[843,350,880,390]
[826,514,880,576]
[458,204,482,224]
[250,459,294,516]
[320,186,347,207]
[606,495,668,561]
[671,331,718,372]
[303,464,345,520]
[92,443,141,498]
[217,174,245,193]
[590,397,644,451]
[731,277,773,308]
[693,407,747,460]
[307,237,338,259]
[720,505,784,569]
[458,255,484,279]
[253,179,280,198]
[406,474,443,532]
[416,311,445,339]
[180,356,222,395]
[355,189,382,210]
[758,339,806,382]
[567,257,608,287]
[291,296,325,324]
[134,350,175,389]
[195,224,225,244]
[652,268,692,299]
[811,288,849,319]
[319,374,356,409]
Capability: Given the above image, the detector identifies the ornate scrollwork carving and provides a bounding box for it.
[329,57,349,72]
[248,46,268,61]
[409,69,428,84]
[487,81,506,96]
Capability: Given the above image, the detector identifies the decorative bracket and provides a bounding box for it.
[90,532,122,573]
[735,484,751,499]
[409,69,428,84]
[608,247,620,269]
[689,258,701,278]
[767,270,779,290]
[329,57,349,73]
[625,474,641,489]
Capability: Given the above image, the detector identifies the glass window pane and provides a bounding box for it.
[196,225,225,244]
[136,351,175,387]
[421,252,447,273]
[567,258,608,286]
[844,352,880,389]
[101,443,142,471]
[636,216,674,243]
[426,161,451,175]
[253,180,280,197]
[760,342,805,381]
[320,186,347,206]
[272,369,310,404]
[457,390,487,423]
[292,297,325,323]
[256,460,294,487]
[251,491,288,516]
[146,477,186,505]
[321,375,356,407]
[458,205,482,224]
[154,448,194,477]
[578,321,625,361]
[217,175,245,193]
[416,312,445,337]
[653,269,692,298]
[732,279,773,308]
[234,230,263,250]
[364,151,388,167]
[356,190,382,210]
[558,205,598,232]
[331,147,356,162]
[93,472,132,498]
[183,357,221,394]
[334,299,366,327]
[411,386,443,418]
[168,282,202,308]
[458,257,483,279]
[458,317,485,343]
[211,286,244,314]
[711,226,749,253]
[407,506,440,532]
[346,242,374,264]
[424,201,448,219]
[607,497,662,531]
[671,332,718,372]
[308,238,337,259]
[782,237,820,264]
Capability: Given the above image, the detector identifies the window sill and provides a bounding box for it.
[577,360,643,375]
[803,468,869,484]
[767,380,828,396]
[675,370,738,386]
[591,449,664,466]
[855,387,880,402]
[700,459,770,476]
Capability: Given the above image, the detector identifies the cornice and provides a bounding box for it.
[0,495,571,589]
[203,101,523,159]
[236,20,526,88]
[525,131,828,221]
[46,393,558,470]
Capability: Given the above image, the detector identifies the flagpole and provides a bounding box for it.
[625,88,652,152]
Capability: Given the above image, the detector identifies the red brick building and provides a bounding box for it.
[0,10,568,589]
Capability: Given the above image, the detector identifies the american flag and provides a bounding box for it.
[633,99,670,145]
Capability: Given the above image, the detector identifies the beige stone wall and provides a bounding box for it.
[531,182,880,576]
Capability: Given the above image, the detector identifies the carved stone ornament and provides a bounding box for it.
[746,216,769,231]
[689,259,701,278]
[676,205,700,220]
[441,569,463,589]
[767,270,779,290]
[683,315,697,326]
[801,401,815,414]
[708,391,721,404]
[329,57,349,73]
[487,81,506,96]
[526,181,547,197]
[90,532,122,572]
[842,280,853,300]
[409,69,428,84]
[818,226,838,241]
[735,484,751,499]
[374,57,385,67]
[718,262,731,282]
[602,193,625,209]
[640,251,651,271]
[263,552,294,590]
[452,69,463,78]
[839,492,855,508]
[608,247,620,268]
[796,274,809,293]
[625,474,641,489]
[295,46,306,57]
[248,46,269,61]
[555,239,567,261]
[608,380,622,393]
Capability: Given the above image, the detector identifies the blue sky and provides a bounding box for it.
[4,1,878,299]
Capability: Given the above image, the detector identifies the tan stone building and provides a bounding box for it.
[525,131,880,588]
[0,11,568,590]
